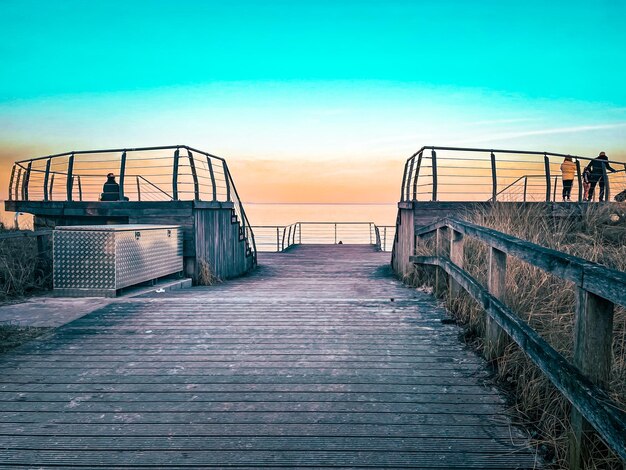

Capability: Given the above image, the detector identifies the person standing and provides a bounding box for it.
[560,156,576,201]
[585,152,616,201]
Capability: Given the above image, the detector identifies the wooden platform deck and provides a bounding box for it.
[0,245,539,468]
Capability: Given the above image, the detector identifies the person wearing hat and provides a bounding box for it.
[585,151,616,201]
[101,173,121,201]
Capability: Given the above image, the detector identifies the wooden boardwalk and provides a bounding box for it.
[0,245,539,468]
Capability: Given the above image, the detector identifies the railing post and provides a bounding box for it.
[431,150,438,201]
[8,165,16,201]
[485,246,507,360]
[187,149,200,200]
[223,160,231,202]
[434,227,448,297]
[449,229,464,298]
[601,161,610,202]
[400,160,409,202]
[544,154,551,202]
[23,161,32,201]
[281,227,286,251]
[568,289,614,470]
[276,227,280,252]
[14,168,22,201]
[334,223,337,244]
[49,174,55,201]
[43,159,51,202]
[287,225,293,248]
[172,148,180,201]
[136,176,141,201]
[119,151,127,201]
[412,151,423,200]
[77,176,83,202]
[383,227,387,252]
[298,223,302,244]
[523,176,528,202]
[206,157,217,201]
[369,223,373,244]
[66,153,74,202]
[490,152,497,202]
[553,176,558,202]
[405,157,415,202]
[575,160,583,203]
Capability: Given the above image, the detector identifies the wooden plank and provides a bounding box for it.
[0,245,538,468]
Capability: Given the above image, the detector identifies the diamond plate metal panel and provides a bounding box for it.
[53,225,183,295]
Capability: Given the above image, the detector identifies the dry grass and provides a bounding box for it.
[0,323,49,355]
[197,258,220,286]
[411,203,626,469]
[0,225,51,302]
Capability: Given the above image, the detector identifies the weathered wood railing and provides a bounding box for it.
[409,217,626,469]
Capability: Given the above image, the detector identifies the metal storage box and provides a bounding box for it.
[53,225,183,297]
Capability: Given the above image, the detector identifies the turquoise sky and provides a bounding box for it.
[1,0,625,200]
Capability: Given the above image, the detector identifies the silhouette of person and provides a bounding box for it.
[101,173,121,201]
[585,152,616,202]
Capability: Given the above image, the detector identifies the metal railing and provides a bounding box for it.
[251,222,395,252]
[400,146,626,203]
[7,145,257,263]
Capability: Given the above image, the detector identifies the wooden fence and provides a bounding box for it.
[410,217,626,469]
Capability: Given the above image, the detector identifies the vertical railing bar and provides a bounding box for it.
[23,161,32,201]
[400,159,409,202]
[136,176,141,201]
[77,176,83,202]
[431,150,438,201]
[575,160,583,203]
[334,223,337,244]
[49,174,55,201]
[14,168,22,201]
[523,176,528,202]
[281,227,286,251]
[8,165,16,201]
[276,227,280,252]
[543,154,551,202]
[206,157,217,201]
[172,148,180,201]
[405,157,415,202]
[553,176,558,202]
[187,149,200,200]
[298,223,302,244]
[66,153,75,202]
[412,151,423,200]
[43,159,51,202]
[223,160,231,202]
[490,152,497,201]
[119,151,127,201]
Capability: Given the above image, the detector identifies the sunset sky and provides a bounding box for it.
[1,0,625,203]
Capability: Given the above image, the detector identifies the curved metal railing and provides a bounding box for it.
[7,145,257,263]
[400,146,626,203]
[251,222,396,252]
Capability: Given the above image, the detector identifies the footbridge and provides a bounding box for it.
[1,145,625,468]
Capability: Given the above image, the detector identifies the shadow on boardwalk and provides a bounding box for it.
[0,245,540,468]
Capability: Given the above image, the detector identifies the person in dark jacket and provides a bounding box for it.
[101,173,120,201]
[585,152,616,202]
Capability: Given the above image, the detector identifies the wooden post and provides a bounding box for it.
[172,148,180,201]
[449,229,464,298]
[119,151,127,201]
[434,227,448,297]
[490,152,497,202]
[485,246,507,360]
[544,154,551,202]
[412,151,423,200]
[431,150,438,202]
[568,289,614,470]
[66,153,74,202]
[575,160,583,203]
[43,159,51,202]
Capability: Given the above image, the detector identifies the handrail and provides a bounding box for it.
[401,145,626,203]
[410,217,626,465]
